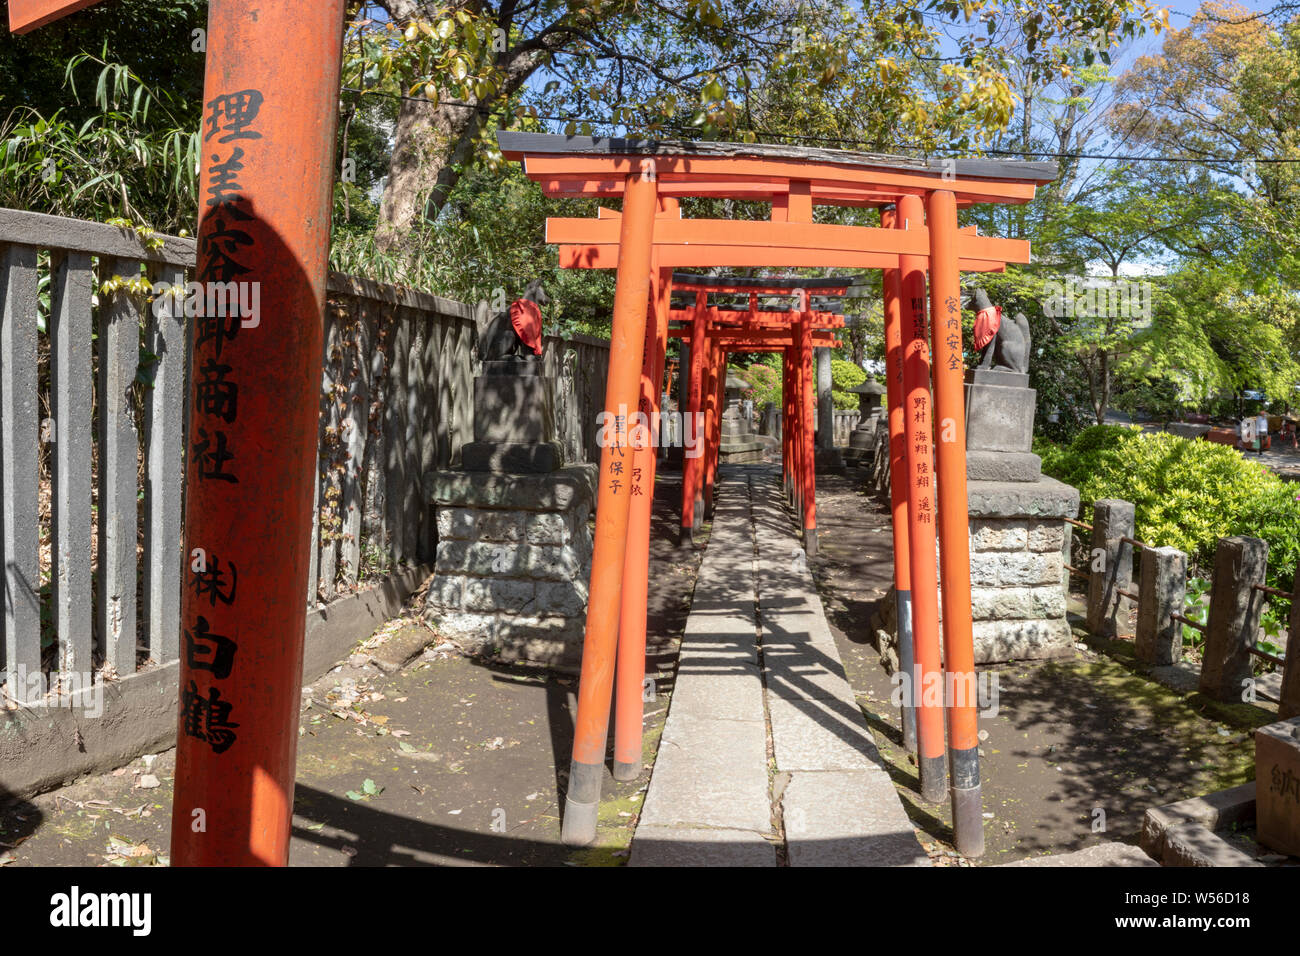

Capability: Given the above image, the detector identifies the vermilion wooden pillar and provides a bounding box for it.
[562,163,659,846]
[613,262,672,781]
[797,302,817,555]
[896,193,946,804]
[170,0,346,867]
[682,293,707,546]
[790,339,802,517]
[782,346,793,501]
[927,188,983,856]
[703,342,721,518]
[880,205,917,755]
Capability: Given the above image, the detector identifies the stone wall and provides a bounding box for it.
[871,477,1079,666]
[967,478,1078,662]
[968,514,1070,661]
[426,465,597,668]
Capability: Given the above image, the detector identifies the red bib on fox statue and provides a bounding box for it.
[973,303,1002,351]
[510,298,544,356]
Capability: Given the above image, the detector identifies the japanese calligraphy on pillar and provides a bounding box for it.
[942,294,962,371]
[180,88,265,755]
[608,414,626,496]
[907,295,934,526]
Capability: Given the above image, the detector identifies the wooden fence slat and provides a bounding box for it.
[142,264,187,663]
[0,244,42,700]
[318,305,342,601]
[307,441,320,609]
[417,317,438,562]
[362,307,389,560]
[340,302,369,587]
[402,318,422,562]
[453,319,474,463]
[384,315,411,564]
[49,251,94,678]
[97,257,142,677]
[436,318,455,470]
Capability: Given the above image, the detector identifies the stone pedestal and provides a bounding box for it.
[962,367,1079,662]
[967,479,1079,662]
[1256,716,1300,857]
[869,477,1080,666]
[426,465,596,668]
[462,359,564,473]
[965,368,1041,482]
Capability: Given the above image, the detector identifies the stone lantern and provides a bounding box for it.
[844,379,886,466]
[719,370,764,464]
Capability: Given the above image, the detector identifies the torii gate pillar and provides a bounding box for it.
[169,0,347,866]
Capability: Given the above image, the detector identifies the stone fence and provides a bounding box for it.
[762,406,859,446]
[1067,499,1299,717]
[0,208,609,797]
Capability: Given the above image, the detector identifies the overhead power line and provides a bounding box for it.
[341,86,1300,167]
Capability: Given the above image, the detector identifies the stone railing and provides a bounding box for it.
[1065,499,1299,716]
[762,407,859,445]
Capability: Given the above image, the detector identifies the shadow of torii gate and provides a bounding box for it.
[499,130,1057,856]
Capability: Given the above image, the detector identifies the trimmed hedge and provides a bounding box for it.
[1037,425,1299,596]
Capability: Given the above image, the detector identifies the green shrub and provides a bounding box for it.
[734,361,781,412]
[1041,425,1299,597]
[831,358,867,409]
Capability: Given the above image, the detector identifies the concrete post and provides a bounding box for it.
[815,346,833,449]
[1135,545,1187,665]
[1199,536,1268,703]
[1280,572,1300,719]
[1086,499,1135,639]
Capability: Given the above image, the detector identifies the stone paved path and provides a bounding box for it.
[630,466,929,866]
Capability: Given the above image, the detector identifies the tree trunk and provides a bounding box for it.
[374,93,482,252]
[369,0,553,253]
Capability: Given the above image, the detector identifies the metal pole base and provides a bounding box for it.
[949,744,983,855]
[561,758,604,846]
[951,783,985,858]
[612,759,641,782]
[896,589,917,754]
[803,526,817,558]
[919,753,947,804]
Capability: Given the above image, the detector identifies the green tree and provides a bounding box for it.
[354,0,1166,253]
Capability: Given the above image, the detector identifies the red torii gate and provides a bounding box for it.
[500,131,1056,855]
[665,273,847,556]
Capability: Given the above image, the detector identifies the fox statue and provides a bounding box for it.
[477,277,549,363]
[970,286,1030,375]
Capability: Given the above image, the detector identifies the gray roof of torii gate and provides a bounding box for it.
[497,131,1059,183]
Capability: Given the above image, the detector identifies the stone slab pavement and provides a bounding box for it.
[631,466,929,867]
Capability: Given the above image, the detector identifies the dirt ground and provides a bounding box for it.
[0,472,703,868]
[3,464,1280,868]
[809,469,1272,865]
